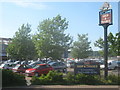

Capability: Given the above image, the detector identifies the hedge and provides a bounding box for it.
[31,71,120,85]
[2,69,26,87]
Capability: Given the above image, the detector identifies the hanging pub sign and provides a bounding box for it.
[74,60,100,75]
[99,9,112,25]
[99,2,112,26]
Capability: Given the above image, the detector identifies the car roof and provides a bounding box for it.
[49,62,57,64]
[37,64,48,66]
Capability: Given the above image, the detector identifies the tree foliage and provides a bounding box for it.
[94,32,120,56]
[71,34,92,59]
[33,15,73,60]
[6,24,36,60]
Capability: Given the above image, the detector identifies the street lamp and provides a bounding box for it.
[99,2,113,79]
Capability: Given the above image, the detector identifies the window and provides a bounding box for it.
[53,63,58,66]
[39,65,47,69]
[109,62,112,65]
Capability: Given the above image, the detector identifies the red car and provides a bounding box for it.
[25,64,54,77]
[12,64,31,73]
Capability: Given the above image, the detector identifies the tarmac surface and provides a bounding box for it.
[2,85,120,90]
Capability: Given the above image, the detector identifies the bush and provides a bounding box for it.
[107,74,120,85]
[64,72,75,84]
[31,70,120,85]
[2,69,26,87]
[31,71,64,85]
[75,74,103,85]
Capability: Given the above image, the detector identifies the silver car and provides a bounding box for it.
[49,61,67,73]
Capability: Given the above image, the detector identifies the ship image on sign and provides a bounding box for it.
[74,60,100,75]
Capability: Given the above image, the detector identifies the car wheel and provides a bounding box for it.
[34,73,39,77]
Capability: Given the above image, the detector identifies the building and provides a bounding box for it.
[0,38,12,60]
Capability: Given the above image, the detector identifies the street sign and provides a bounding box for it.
[74,61,100,75]
[99,9,112,25]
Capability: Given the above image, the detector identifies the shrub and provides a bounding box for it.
[31,71,64,85]
[2,69,26,87]
[75,74,103,85]
[107,74,120,85]
[46,71,64,83]
[31,70,120,85]
[31,76,40,85]
[64,72,75,84]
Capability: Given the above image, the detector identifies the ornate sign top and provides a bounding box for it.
[100,2,111,11]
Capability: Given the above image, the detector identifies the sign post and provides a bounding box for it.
[99,2,113,79]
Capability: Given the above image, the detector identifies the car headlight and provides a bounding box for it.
[25,70,29,73]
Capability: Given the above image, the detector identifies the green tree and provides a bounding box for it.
[6,24,36,60]
[94,32,120,56]
[33,15,73,60]
[71,34,92,59]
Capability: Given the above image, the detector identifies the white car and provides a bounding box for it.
[108,60,120,70]
[66,60,75,68]
[100,60,120,70]
[0,63,16,70]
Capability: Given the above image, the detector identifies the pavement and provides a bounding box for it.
[2,85,120,90]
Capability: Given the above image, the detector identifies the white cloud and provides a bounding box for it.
[1,0,48,10]
[14,2,47,10]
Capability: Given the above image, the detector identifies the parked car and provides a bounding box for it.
[29,61,43,66]
[3,60,16,64]
[66,60,75,68]
[12,64,32,73]
[108,60,120,70]
[13,61,21,64]
[0,63,16,70]
[20,61,29,65]
[100,60,120,70]
[25,64,53,77]
[49,61,67,73]
[47,60,54,64]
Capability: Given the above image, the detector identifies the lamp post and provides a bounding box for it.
[99,2,113,79]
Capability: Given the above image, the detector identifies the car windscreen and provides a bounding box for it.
[49,62,56,65]
[117,61,120,65]
[8,64,16,67]
[14,64,20,69]
[33,65,40,69]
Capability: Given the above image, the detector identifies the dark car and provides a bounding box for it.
[49,62,67,73]
[12,64,32,73]
[25,64,54,77]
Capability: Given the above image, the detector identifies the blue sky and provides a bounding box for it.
[0,1,118,51]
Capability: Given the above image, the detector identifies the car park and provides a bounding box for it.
[25,64,53,77]
[13,61,21,64]
[29,61,43,67]
[0,63,16,70]
[47,60,54,64]
[108,60,120,70]
[12,64,32,73]
[20,61,29,65]
[100,60,120,70]
[66,60,75,68]
[3,60,16,64]
[49,61,67,73]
